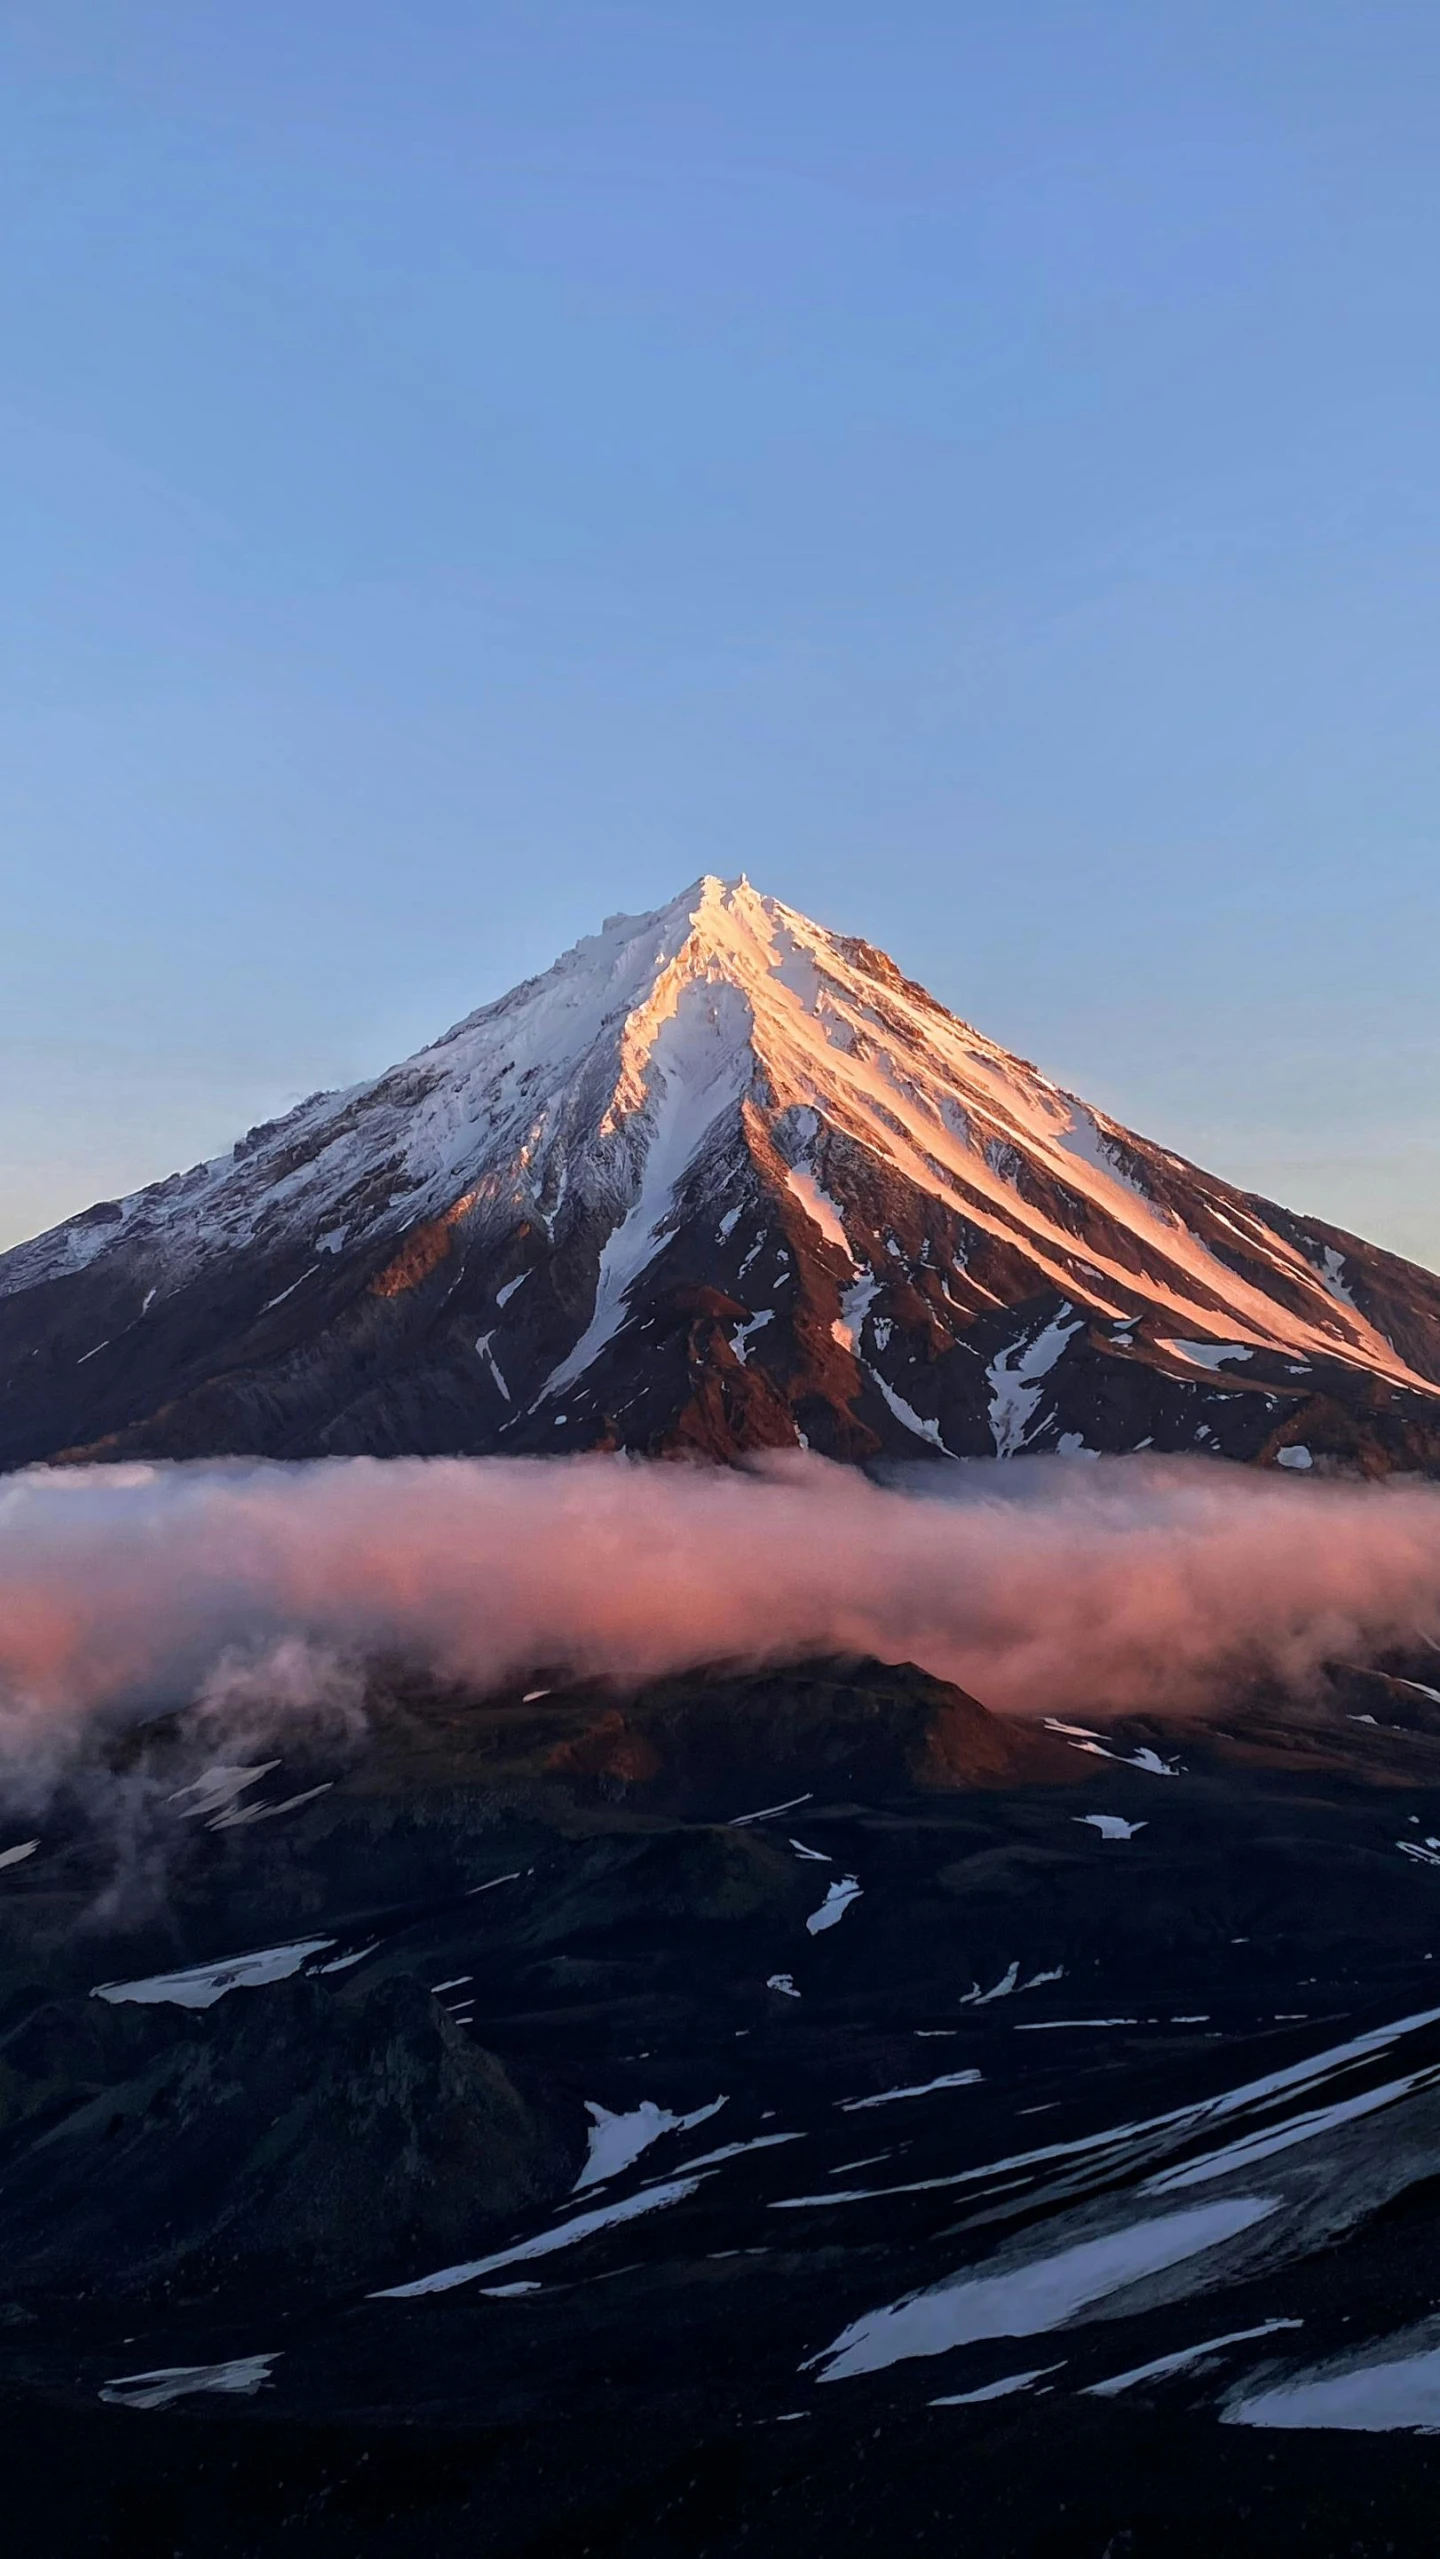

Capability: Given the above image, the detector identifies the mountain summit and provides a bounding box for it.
[4,874,1440,1472]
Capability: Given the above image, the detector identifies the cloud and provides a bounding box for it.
[0,1452,1437,1765]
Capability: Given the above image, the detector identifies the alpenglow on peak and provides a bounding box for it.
[3,878,1440,1473]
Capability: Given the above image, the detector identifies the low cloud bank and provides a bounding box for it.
[2,1452,1440,1761]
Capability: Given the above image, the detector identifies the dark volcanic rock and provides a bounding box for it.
[0,1971,578,2299]
[7,1656,1440,2548]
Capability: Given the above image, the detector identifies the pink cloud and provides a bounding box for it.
[1,1452,1437,1756]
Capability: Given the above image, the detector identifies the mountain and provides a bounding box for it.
[4,873,1440,1473]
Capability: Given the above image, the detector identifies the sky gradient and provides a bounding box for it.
[4,2,1438,1267]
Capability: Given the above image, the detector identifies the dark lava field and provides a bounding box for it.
[6,1657,1440,2554]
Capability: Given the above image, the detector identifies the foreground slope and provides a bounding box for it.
[8,1660,1440,2553]
[4,875,1440,1470]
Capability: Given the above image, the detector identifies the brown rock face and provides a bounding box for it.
[466,1657,1094,1814]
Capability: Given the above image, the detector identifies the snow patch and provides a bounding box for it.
[837,2070,983,2113]
[673,2131,804,2172]
[168,1763,279,1821]
[810,2197,1278,2380]
[1227,2339,1440,2433]
[1089,2320,1302,2397]
[1161,1338,1255,1371]
[474,1331,512,1400]
[932,2365,1063,2406]
[807,1876,862,1934]
[831,1269,879,1355]
[987,1312,1082,1458]
[542,978,753,1398]
[93,1936,334,2009]
[207,1781,333,1830]
[1300,1241,1359,1310]
[960,1962,1065,2005]
[317,1942,379,1974]
[867,1363,950,1451]
[1066,1739,1180,1777]
[261,1266,319,1313]
[373,2176,708,2298]
[962,1961,1020,2006]
[731,1306,774,1364]
[783,1163,852,1258]
[1143,2065,1440,2194]
[1014,2017,1139,2032]
[100,2355,279,2411]
[575,2096,726,2191]
[1055,1107,1151,1202]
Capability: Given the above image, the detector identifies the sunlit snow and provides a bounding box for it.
[782,1163,852,1258]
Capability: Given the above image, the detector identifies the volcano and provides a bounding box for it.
[4,874,1440,1472]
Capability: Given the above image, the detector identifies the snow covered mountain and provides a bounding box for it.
[4,874,1440,1473]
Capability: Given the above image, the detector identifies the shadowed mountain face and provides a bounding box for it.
[4,875,1440,1475]
[9,1655,1440,2553]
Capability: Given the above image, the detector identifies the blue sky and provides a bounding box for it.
[4,1,1438,1265]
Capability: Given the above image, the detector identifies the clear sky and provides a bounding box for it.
[3,2,1438,1269]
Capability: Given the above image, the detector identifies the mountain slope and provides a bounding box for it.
[4,875,1440,1472]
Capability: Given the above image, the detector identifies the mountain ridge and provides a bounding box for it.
[4,874,1440,1473]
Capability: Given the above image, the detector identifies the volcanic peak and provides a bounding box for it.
[3,875,1440,1473]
